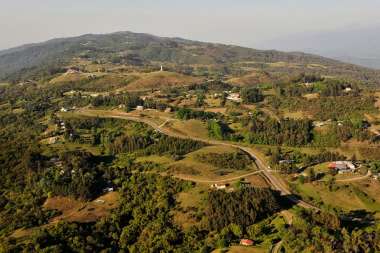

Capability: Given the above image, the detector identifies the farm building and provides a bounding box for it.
[328,161,356,174]
[210,184,227,190]
[240,239,254,246]
[136,105,144,111]
[227,93,242,103]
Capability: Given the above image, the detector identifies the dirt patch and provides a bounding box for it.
[245,175,270,188]
[44,192,119,224]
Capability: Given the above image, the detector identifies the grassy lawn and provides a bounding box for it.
[295,182,368,211]
[167,119,209,139]
[173,184,208,229]
[136,155,174,165]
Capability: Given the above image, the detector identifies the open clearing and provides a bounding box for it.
[11,192,119,239]
[125,71,202,90]
[168,145,259,182]
[295,180,380,213]
[44,192,119,224]
[166,119,209,139]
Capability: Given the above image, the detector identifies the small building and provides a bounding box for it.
[164,107,172,113]
[103,187,114,193]
[136,105,144,111]
[328,161,356,173]
[210,184,227,190]
[344,87,352,92]
[240,239,254,246]
[227,93,242,103]
[60,107,68,112]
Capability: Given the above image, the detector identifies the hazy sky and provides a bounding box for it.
[1,0,380,50]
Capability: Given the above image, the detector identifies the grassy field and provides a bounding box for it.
[11,192,119,239]
[125,71,202,90]
[294,179,380,213]
[226,71,272,87]
[168,145,259,181]
[173,184,208,229]
[167,119,209,139]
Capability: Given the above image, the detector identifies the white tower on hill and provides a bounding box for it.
[160,65,163,72]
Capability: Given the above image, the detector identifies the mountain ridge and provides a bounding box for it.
[1,31,380,87]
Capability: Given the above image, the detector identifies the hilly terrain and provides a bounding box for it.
[1,31,380,87]
[0,32,380,252]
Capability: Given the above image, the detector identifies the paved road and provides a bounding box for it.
[75,109,318,210]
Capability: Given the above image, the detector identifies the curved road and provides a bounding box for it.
[75,109,318,210]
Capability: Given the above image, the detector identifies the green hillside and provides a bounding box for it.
[1,31,380,87]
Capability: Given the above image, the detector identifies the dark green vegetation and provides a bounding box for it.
[207,188,280,230]
[282,208,380,252]
[195,151,252,170]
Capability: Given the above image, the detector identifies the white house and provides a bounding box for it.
[210,184,227,190]
[227,93,242,103]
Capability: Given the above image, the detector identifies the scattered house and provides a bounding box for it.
[344,87,353,92]
[240,239,254,246]
[103,187,114,193]
[304,82,314,87]
[210,184,227,190]
[328,161,356,174]
[136,105,144,111]
[227,93,242,103]
[373,174,379,180]
[118,104,126,109]
[160,65,164,72]
[164,107,172,113]
[65,68,80,75]
[60,107,68,112]
[59,169,65,175]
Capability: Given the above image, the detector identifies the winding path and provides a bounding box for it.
[75,109,318,210]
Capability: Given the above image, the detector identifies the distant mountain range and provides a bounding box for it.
[1,31,380,87]
[259,25,380,69]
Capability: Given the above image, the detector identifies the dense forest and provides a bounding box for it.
[195,151,253,170]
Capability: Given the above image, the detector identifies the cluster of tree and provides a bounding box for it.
[109,133,207,157]
[91,93,142,111]
[291,73,324,84]
[207,120,232,140]
[176,108,219,121]
[283,209,380,252]
[41,150,105,200]
[320,80,359,97]
[187,80,232,92]
[2,174,209,252]
[245,117,313,146]
[206,187,280,230]
[195,151,252,170]
[240,87,264,103]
